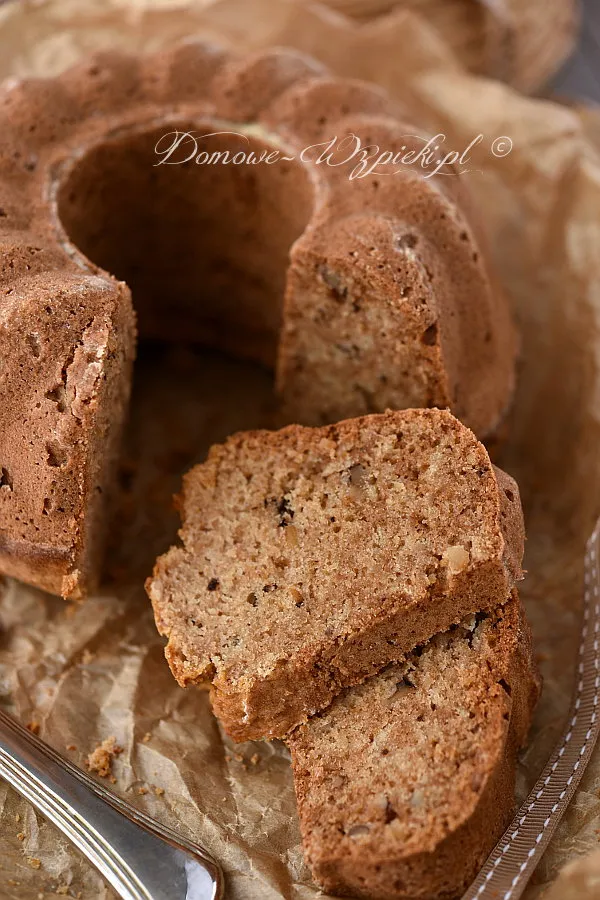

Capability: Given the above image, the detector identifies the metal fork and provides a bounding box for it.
[0,707,224,900]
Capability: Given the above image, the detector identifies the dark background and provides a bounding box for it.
[555,0,600,101]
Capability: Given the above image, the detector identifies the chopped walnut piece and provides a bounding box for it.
[442,545,470,575]
[289,586,304,606]
[347,824,370,837]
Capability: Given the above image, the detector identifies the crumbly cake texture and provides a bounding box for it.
[0,40,516,598]
[147,409,524,741]
[288,593,541,900]
[0,274,135,599]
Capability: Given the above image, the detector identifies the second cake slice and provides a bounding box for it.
[147,409,524,741]
[288,593,540,899]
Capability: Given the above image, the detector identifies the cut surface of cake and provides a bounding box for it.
[147,408,524,741]
[288,593,540,900]
[0,40,517,598]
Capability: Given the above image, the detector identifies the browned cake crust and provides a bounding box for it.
[288,592,541,900]
[0,40,516,598]
[147,409,524,741]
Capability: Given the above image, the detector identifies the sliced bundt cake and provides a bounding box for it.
[147,409,524,740]
[0,42,516,597]
[288,593,540,899]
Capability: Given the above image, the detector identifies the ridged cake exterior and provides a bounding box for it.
[0,41,516,597]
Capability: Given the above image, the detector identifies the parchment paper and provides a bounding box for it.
[1,1,600,897]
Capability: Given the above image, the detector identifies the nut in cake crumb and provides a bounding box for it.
[289,586,303,607]
[347,824,370,838]
[442,545,470,575]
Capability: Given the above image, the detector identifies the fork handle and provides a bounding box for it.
[0,708,224,900]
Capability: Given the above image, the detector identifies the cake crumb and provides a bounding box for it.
[56,886,68,896]
[225,751,244,764]
[154,786,165,797]
[250,754,260,766]
[28,858,41,869]
[66,744,77,752]
[27,720,40,735]
[142,732,151,743]
[137,786,148,795]
[86,736,123,778]
[17,832,25,841]
[15,813,21,823]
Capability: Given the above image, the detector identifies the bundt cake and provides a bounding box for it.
[288,593,540,899]
[0,41,517,599]
[147,409,524,741]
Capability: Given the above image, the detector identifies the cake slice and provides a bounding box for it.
[288,594,540,900]
[147,408,524,741]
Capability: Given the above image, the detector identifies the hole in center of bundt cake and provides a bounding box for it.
[54,120,314,367]
[49,121,314,584]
